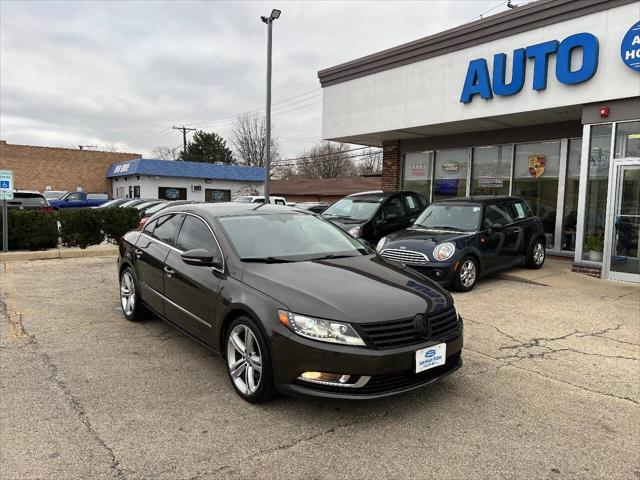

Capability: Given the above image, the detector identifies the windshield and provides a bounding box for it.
[234,197,254,203]
[218,213,367,261]
[322,198,381,221]
[414,204,481,231]
[144,202,173,215]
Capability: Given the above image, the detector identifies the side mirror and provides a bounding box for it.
[491,222,504,232]
[181,248,222,268]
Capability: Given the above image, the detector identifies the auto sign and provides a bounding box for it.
[528,155,546,178]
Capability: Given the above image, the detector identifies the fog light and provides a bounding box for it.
[298,371,371,388]
[300,372,350,383]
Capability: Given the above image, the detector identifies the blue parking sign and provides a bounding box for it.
[0,181,9,189]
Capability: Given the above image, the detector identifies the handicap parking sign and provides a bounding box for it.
[0,170,14,200]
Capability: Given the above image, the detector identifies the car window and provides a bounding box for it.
[142,218,158,235]
[152,214,183,246]
[510,200,532,220]
[403,193,422,213]
[12,193,48,207]
[87,193,108,200]
[176,215,219,253]
[66,192,82,201]
[383,196,405,219]
[484,203,513,228]
[274,199,285,205]
[323,198,381,221]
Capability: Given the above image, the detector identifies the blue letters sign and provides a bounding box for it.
[621,21,640,72]
[460,32,599,103]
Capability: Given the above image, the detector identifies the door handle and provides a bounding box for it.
[134,248,142,259]
[164,266,175,277]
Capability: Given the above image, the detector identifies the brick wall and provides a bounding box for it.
[571,263,602,278]
[0,141,141,193]
[382,141,400,192]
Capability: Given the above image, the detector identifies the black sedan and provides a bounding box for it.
[118,203,463,402]
[376,196,546,292]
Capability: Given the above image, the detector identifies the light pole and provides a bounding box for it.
[261,8,280,204]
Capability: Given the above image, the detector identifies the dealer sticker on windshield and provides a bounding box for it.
[415,343,446,373]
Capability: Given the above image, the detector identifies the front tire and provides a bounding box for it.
[526,239,546,269]
[225,316,277,403]
[119,267,150,321]
[453,256,478,292]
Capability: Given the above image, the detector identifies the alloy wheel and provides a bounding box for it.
[120,271,136,316]
[459,259,477,288]
[226,324,262,396]
[533,243,545,265]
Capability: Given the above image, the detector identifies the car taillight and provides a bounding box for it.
[138,217,148,229]
[43,206,56,213]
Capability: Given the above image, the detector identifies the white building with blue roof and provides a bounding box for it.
[107,158,265,202]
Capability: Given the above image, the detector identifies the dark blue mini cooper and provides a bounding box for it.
[376,196,546,291]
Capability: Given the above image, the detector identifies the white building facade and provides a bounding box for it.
[107,159,265,203]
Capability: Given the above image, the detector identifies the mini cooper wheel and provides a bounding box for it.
[526,240,546,269]
[453,257,478,292]
[225,317,276,403]
[119,267,149,321]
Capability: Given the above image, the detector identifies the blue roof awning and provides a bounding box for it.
[107,158,265,182]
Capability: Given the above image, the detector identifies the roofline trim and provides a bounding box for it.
[317,0,635,87]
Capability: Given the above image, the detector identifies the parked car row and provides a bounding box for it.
[115,192,547,404]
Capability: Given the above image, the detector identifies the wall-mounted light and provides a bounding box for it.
[599,106,609,117]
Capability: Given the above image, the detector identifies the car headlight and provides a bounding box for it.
[433,242,455,261]
[347,226,362,238]
[376,236,387,252]
[278,310,365,346]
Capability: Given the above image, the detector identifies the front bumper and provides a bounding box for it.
[270,327,463,400]
[408,263,458,286]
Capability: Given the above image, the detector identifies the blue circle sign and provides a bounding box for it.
[621,21,640,72]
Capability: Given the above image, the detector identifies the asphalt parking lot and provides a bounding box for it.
[1,257,639,480]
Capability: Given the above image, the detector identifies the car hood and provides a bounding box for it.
[325,218,367,230]
[240,255,452,323]
[383,227,475,252]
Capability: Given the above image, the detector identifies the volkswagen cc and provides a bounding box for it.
[117,203,463,402]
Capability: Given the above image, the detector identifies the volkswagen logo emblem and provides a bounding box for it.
[413,313,431,338]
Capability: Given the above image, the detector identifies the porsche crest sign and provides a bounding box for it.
[528,154,546,178]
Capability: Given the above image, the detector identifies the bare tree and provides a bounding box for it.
[152,146,180,161]
[355,148,383,175]
[295,142,356,179]
[231,112,280,168]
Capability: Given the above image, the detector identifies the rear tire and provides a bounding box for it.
[225,316,277,403]
[453,256,478,292]
[526,239,546,269]
[119,267,150,321]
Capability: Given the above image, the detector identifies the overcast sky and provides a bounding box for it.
[1,0,511,158]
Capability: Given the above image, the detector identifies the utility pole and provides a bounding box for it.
[173,126,196,159]
[261,9,281,203]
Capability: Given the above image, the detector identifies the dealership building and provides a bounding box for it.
[107,159,265,202]
[319,0,640,282]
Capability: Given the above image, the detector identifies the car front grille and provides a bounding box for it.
[356,307,460,349]
[294,352,462,396]
[380,248,428,265]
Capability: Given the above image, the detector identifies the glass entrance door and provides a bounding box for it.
[605,162,640,282]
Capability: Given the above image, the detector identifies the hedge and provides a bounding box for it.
[101,208,140,244]
[0,209,59,251]
[58,208,105,249]
[57,207,141,249]
[1,207,142,251]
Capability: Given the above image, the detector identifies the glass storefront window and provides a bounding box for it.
[433,149,469,201]
[402,152,433,201]
[582,124,612,261]
[471,145,512,196]
[513,141,561,249]
[561,139,581,252]
[614,121,640,159]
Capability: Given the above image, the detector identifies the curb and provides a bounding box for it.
[0,246,119,262]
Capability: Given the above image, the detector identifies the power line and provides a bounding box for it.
[275,149,382,167]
